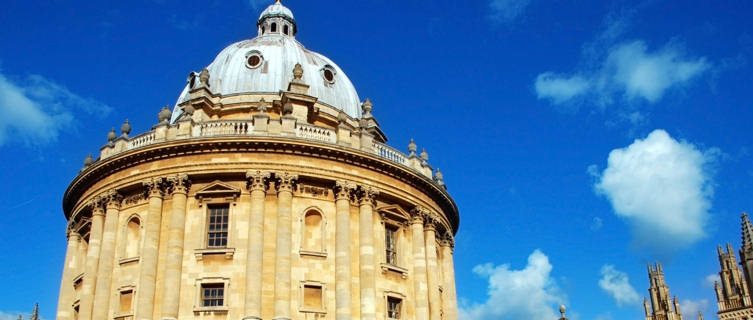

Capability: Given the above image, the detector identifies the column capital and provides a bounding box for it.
[167,173,191,195]
[104,189,123,209]
[276,172,298,193]
[143,177,165,198]
[334,180,356,201]
[357,185,379,205]
[410,206,430,225]
[246,170,271,192]
[440,232,455,249]
[66,228,82,241]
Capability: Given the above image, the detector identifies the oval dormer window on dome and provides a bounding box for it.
[322,65,336,84]
[246,51,264,69]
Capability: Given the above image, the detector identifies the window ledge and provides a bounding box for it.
[193,306,229,313]
[113,313,134,320]
[300,308,327,314]
[119,256,139,265]
[194,248,235,261]
[73,272,84,284]
[381,263,409,279]
[299,250,327,258]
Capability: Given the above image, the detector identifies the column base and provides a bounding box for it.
[243,317,262,320]
[272,317,292,320]
[160,318,178,320]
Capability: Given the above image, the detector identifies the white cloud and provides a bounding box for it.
[598,265,641,306]
[592,129,716,254]
[681,299,709,318]
[0,72,109,146]
[591,217,604,231]
[536,40,710,106]
[0,311,28,320]
[489,0,533,23]
[459,249,565,320]
[534,73,590,104]
[703,274,720,288]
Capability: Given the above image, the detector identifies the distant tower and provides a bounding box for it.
[715,213,753,319]
[644,263,683,320]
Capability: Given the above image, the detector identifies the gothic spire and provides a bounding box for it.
[742,213,753,250]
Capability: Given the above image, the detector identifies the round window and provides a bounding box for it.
[322,66,336,83]
[246,51,263,69]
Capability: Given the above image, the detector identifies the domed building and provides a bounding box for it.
[56,2,459,320]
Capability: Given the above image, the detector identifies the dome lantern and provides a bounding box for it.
[257,0,297,37]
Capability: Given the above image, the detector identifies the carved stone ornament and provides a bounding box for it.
[410,206,429,225]
[143,177,165,197]
[103,189,123,209]
[257,98,269,113]
[246,170,271,192]
[362,98,373,118]
[293,63,304,80]
[358,185,379,205]
[158,106,172,123]
[334,180,356,200]
[276,172,298,193]
[121,119,131,136]
[199,68,210,87]
[167,173,191,194]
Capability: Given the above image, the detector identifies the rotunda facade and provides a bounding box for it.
[56,2,459,320]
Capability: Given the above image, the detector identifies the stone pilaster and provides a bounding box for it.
[440,234,458,320]
[79,199,105,320]
[424,214,441,320]
[135,178,165,320]
[358,185,379,320]
[161,174,190,320]
[92,190,122,320]
[334,180,355,320]
[411,207,430,320]
[56,230,81,320]
[244,170,270,320]
[274,172,297,320]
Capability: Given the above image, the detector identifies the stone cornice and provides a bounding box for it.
[63,136,460,232]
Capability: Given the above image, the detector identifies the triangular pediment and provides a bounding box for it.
[377,204,411,222]
[194,180,241,199]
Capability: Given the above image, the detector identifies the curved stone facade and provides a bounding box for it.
[56,3,459,320]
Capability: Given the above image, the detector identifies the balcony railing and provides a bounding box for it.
[99,119,438,182]
[200,120,253,136]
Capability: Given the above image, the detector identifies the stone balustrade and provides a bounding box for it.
[92,117,443,185]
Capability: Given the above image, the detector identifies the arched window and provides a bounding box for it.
[271,23,277,33]
[283,25,289,35]
[125,217,141,258]
[262,26,266,34]
[301,209,324,254]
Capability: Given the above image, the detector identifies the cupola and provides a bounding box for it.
[257,0,297,37]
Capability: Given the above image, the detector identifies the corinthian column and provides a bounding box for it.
[440,234,458,320]
[358,186,379,320]
[161,174,190,320]
[334,181,355,320]
[56,230,81,320]
[92,190,122,320]
[135,178,165,320]
[274,172,297,320]
[424,214,441,320]
[79,199,105,320]
[411,207,429,320]
[244,170,270,320]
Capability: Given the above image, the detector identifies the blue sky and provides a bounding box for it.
[0,0,751,319]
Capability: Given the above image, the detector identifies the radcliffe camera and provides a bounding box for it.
[0,1,749,320]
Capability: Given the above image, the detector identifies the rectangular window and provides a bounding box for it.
[387,296,402,319]
[303,284,323,310]
[385,225,398,265]
[201,283,225,307]
[207,204,229,248]
[119,290,133,314]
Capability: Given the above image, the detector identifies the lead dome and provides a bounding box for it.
[173,1,361,120]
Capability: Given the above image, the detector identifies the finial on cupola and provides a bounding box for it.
[362,98,373,118]
[107,127,117,142]
[84,154,93,167]
[408,139,417,156]
[258,98,269,114]
[158,106,172,123]
[121,119,131,137]
[420,148,429,162]
[558,304,568,320]
[199,68,210,87]
[434,168,446,189]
